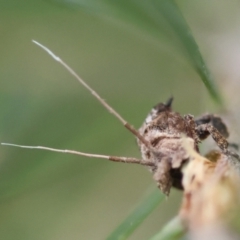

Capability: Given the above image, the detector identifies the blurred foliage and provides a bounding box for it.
[149,217,185,240]
[56,0,222,103]
[1,0,240,240]
[106,189,164,240]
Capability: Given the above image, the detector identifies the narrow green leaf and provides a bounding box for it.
[55,0,223,105]
[153,0,222,105]
[106,188,164,240]
[149,216,185,240]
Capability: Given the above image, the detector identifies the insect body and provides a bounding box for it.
[138,97,232,195]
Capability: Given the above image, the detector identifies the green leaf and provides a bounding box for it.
[106,188,165,240]
[149,217,185,240]
[54,0,223,105]
[153,0,222,105]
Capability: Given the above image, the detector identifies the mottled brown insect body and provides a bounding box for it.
[137,98,197,194]
[137,98,232,195]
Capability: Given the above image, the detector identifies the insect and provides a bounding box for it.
[137,97,236,195]
[2,40,239,196]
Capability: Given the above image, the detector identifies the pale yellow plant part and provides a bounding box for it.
[180,141,240,239]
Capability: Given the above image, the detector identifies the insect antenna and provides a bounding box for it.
[2,40,153,166]
[1,143,154,166]
[32,40,151,149]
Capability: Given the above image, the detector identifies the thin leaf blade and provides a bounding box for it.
[106,188,164,240]
[153,0,222,105]
[149,216,185,240]
[55,0,223,105]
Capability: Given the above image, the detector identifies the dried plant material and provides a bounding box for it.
[179,143,240,238]
[188,223,239,240]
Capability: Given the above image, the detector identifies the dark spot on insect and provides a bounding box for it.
[151,137,163,147]
[170,168,184,190]
[146,151,151,159]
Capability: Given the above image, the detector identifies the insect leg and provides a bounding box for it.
[195,114,229,139]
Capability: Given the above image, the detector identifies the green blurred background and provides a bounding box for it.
[1,1,240,239]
